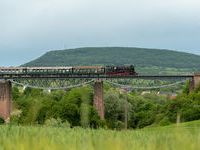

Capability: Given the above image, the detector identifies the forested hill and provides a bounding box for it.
[23,47,200,75]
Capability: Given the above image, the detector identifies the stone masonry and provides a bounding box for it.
[93,80,104,120]
[0,80,12,120]
[193,72,200,88]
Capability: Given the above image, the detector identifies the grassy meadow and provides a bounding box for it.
[0,121,200,150]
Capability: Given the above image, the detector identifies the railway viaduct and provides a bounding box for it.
[0,73,200,121]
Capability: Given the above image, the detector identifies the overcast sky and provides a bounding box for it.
[1,0,200,66]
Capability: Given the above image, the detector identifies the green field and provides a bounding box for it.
[1,120,200,150]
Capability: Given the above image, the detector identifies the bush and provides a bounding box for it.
[10,116,20,125]
[45,118,70,128]
[60,120,71,128]
[9,109,22,125]
[45,118,59,127]
[113,121,125,130]
[0,117,5,124]
[97,120,107,129]
[159,117,171,126]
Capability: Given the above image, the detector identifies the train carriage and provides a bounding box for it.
[0,65,137,76]
[26,67,73,74]
[0,67,27,74]
[0,67,73,74]
[72,66,105,75]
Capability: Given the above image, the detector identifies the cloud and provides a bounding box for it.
[0,0,200,66]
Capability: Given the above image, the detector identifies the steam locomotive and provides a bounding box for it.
[0,65,137,76]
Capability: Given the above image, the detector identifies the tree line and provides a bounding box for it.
[1,82,200,129]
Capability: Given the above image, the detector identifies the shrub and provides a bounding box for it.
[9,109,22,125]
[97,120,107,128]
[45,118,70,128]
[159,117,171,126]
[113,121,125,130]
[10,116,20,125]
[0,117,5,124]
[60,120,71,128]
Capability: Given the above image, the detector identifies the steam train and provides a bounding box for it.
[0,65,137,76]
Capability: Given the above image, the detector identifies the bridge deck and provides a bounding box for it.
[0,73,194,79]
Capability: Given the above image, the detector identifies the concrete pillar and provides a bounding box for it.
[193,73,200,89]
[0,80,12,120]
[93,80,104,120]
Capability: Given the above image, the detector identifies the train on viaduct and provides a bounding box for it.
[0,65,200,121]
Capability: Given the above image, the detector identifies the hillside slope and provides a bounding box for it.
[23,47,200,75]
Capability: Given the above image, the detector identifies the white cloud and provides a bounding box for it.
[0,0,200,66]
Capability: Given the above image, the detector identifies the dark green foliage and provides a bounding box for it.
[12,86,102,128]
[194,82,200,93]
[89,106,103,128]
[113,121,125,130]
[159,117,170,126]
[12,85,20,100]
[23,87,33,95]
[0,117,5,124]
[59,103,80,126]
[11,81,200,129]
[45,118,70,128]
[135,102,157,128]
[104,90,131,129]
[183,81,190,95]
[22,47,200,75]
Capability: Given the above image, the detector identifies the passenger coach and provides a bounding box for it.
[0,65,137,76]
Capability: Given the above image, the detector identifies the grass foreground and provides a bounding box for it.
[0,122,200,150]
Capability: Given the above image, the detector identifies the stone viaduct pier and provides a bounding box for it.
[0,81,12,120]
[0,73,200,121]
[192,73,200,90]
[94,80,104,120]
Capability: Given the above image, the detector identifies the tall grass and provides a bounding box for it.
[0,125,199,150]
